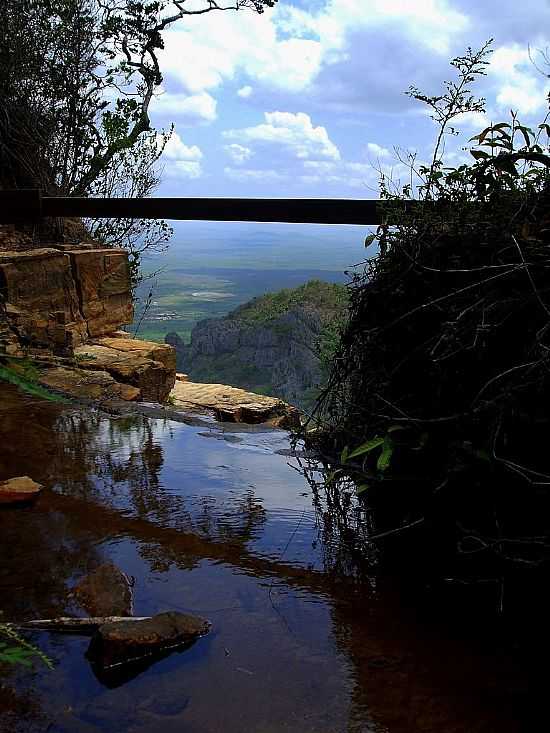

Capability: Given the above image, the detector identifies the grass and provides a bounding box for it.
[0,361,67,403]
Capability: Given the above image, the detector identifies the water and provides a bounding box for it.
[0,385,529,732]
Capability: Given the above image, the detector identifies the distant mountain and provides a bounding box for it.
[165,280,348,410]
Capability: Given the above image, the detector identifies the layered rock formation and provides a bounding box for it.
[170,380,300,427]
[0,240,176,403]
[0,244,132,355]
[0,229,302,423]
[74,336,176,402]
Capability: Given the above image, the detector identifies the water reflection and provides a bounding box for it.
[0,385,530,732]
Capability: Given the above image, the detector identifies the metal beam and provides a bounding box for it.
[0,190,384,225]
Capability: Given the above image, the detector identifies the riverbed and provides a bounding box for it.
[0,384,530,732]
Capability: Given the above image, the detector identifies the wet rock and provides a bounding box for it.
[169,381,300,427]
[37,366,140,402]
[74,562,133,617]
[0,476,43,504]
[87,611,210,670]
[75,336,176,402]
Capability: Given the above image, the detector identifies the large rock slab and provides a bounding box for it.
[170,381,300,427]
[38,366,140,402]
[0,476,43,504]
[74,563,133,617]
[69,249,133,337]
[92,336,176,371]
[0,246,134,357]
[76,336,176,402]
[0,248,87,352]
[87,611,210,669]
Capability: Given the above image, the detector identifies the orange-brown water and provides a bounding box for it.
[0,385,530,732]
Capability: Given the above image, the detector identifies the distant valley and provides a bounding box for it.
[133,222,367,344]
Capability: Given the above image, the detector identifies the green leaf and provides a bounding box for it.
[356,484,369,495]
[493,156,518,176]
[470,150,490,160]
[364,234,377,248]
[347,436,384,460]
[376,437,394,472]
[517,125,534,147]
[340,446,350,464]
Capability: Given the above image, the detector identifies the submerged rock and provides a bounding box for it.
[74,562,134,617]
[87,611,210,670]
[0,475,42,504]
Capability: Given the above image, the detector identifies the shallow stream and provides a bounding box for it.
[0,385,531,732]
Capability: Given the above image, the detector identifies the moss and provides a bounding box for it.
[0,361,67,403]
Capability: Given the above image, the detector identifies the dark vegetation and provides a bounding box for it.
[305,43,550,613]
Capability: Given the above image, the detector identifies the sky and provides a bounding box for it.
[149,0,550,199]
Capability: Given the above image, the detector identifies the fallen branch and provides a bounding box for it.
[13,616,151,634]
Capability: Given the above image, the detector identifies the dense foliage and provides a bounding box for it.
[232,279,348,326]
[309,43,550,578]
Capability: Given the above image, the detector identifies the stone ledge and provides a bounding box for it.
[75,336,176,403]
[170,381,300,427]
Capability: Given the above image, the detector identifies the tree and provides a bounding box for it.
[0,1,276,260]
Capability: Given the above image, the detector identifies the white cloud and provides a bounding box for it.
[165,160,202,179]
[224,167,285,182]
[162,131,203,161]
[224,111,340,161]
[366,142,391,158]
[161,130,203,179]
[303,161,338,172]
[491,44,549,116]
[157,0,467,101]
[237,85,253,98]
[224,143,254,164]
[152,91,217,123]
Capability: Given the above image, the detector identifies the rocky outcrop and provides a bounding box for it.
[75,336,176,402]
[167,306,324,409]
[170,380,300,427]
[0,245,133,356]
[0,243,177,404]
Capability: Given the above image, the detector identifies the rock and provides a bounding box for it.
[169,381,301,427]
[175,372,189,382]
[0,246,134,358]
[74,562,133,617]
[88,611,210,669]
[92,336,176,371]
[0,248,87,353]
[0,476,43,504]
[69,249,133,337]
[75,336,176,402]
[37,366,140,401]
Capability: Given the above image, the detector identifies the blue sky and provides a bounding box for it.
[149,0,550,198]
